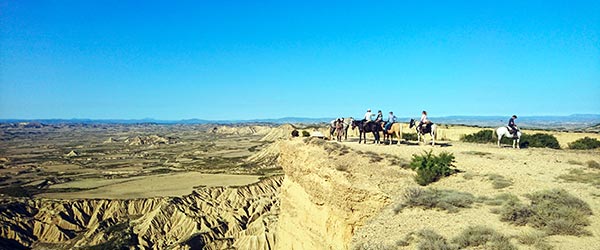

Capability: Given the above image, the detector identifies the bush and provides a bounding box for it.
[395,187,475,213]
[410,151,457,186]
[460,130,495,143]
[568,137,600,150]
[520,134,560,149]
[451,225,516,250]
[498,189,592,236]
[588,160,600,169]
[301,130,310,137]
[416,229,456,250]
[402,133,418,141]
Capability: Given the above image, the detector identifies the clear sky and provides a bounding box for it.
[1,0,599,120]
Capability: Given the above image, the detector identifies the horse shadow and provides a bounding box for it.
[401,141,452,147]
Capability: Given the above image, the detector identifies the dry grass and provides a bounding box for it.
[451,225,516,250]
[558,169,600,188]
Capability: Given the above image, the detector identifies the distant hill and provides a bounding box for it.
[1,114,599,130]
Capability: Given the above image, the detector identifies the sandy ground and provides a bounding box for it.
[37,172,261,199]
[342,137,600,249]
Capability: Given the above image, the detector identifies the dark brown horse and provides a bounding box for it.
[352,120,381,144]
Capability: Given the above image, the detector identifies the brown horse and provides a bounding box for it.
[380,122,403,145]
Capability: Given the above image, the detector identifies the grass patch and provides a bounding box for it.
[558,169,600,188]
[498,189,593,236]
[410,150,457,186]
[567,160,583,165]
[0,185,33,197]
[395,187,475,213]
[568,137,600,150]
[486,174,513,189]
[481,193,519,206]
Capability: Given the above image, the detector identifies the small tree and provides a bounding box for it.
[568,137,600,150]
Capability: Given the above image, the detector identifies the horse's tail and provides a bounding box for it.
[492,128,497,139]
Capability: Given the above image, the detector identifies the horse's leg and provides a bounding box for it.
[512,139,516,148]
[498,134,502,148]
[431,132,435,146]
[517,138,520,149]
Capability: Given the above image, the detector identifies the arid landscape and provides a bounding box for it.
[1,122,599,249]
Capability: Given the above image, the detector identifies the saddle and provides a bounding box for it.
[421,123,433,134]
[506,126,519,135]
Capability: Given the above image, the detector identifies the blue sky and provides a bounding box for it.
[1,0,599,120]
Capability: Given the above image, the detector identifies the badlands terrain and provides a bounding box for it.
[1,122,599,249]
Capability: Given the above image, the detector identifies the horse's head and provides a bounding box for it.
[351,120,360,129]
[409,119,415,128]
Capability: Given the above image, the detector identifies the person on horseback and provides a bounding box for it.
[375,110,383,123]
[363,109,373,123]
[508,115,518,138]
[384,111,397,132]
[419,110,431,131]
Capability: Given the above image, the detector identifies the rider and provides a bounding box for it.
[384,111,397,132]
[419,110,431,130]
[375,110,384,123]
[363,109,373,123]
[508,115,518,138]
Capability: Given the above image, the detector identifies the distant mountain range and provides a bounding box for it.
[2,114,599,130]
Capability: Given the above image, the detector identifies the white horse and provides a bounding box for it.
[409,119,437,146]
[494,127,521,148]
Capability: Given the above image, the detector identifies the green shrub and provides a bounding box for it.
[568,137,600,150]
[403,133,418,141]
[498,189,592,236]
[0,186,32,198]
[460,130,495,143]
[520,134,560,149]
[395,187,475,213]
[301,130,310,137]
[451,225,516,250]
[410,151,457,186]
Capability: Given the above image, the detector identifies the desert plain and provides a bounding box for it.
[0,121,599,249]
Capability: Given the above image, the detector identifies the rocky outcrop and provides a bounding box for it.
[209,126,272,136]
[0,177,283,249]
[275,138,391,249]
[125,135,178,146]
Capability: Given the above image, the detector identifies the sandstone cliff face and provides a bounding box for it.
[275,138,392,249]
[0,177,282,249]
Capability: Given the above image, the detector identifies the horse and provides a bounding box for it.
[494,126,521,148]
[352,120,381,144]
[379,121,403,145]
[409,119,437,146]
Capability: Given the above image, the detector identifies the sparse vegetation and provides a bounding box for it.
[498,189,593,236]
[395,187,475,213]
[520,133,560,149]
[558,169,600,188]
[409,151,457,186]
[568,137,600,150]
[567,160,583,165]
[451,225,516,250]
[0,185,33,198]
[486,174,513,189]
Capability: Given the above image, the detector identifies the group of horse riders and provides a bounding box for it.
[361,109,433,133]
[331,108,520,144]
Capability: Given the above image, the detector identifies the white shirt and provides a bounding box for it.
[364,111,372,121]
